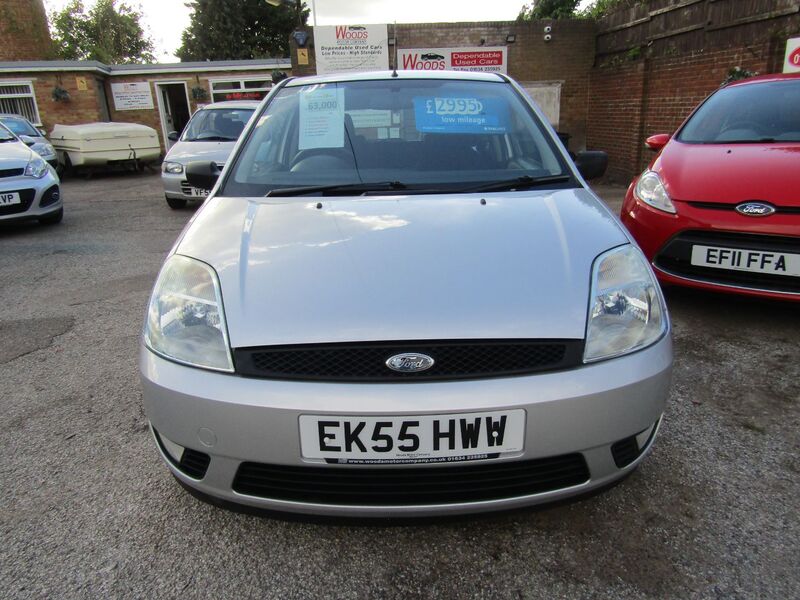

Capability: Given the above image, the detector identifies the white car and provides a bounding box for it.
[161,101,259,209]
[0,122,62,225]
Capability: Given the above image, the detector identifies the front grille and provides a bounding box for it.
[655,230,800,294]
[686,201,800,215]
[0,188,35,216]
[0,168,24,178]
[232,454,590,505]
[233,339,584,382]
[179,180,192,195]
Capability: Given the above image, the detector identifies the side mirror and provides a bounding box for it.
[38,128,47,137]
[575,151,608,181]
[645,133,670,152]
[167,131,179,142]
[186,161,221,191]
[19,134,36,147]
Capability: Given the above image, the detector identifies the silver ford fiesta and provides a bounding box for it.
[140,71,672,517]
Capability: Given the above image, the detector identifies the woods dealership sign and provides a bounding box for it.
[314,24,390,75]
[398,47,508,74]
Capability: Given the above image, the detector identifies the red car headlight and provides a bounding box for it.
[634,170,676,214]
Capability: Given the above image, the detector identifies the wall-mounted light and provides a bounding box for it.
[506,34,516,44]
[479,38,486,46]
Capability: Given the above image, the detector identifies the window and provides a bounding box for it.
[209,78,271,103]
[0,81,41,125]
[223,79,572,197]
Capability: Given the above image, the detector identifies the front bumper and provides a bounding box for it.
[140,334,672,517]
[621,190,800,301]
[0,170,61,222]
[162,171,208,201]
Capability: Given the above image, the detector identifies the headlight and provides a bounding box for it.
[32,142,56,158]
[584,245,667,362]
[144,254,233,372]
[24,155,48,178]
[634,170,675,214]
[162,161,184,174]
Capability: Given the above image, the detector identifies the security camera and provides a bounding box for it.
[544,33,552,42]
[544,25,552,34]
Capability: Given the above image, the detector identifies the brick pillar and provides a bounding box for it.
[289,28,317,77]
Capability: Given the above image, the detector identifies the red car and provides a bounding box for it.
[621,73,800,301]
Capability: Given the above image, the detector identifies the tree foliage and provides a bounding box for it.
[518,0,580,20]
[582,0,649,19]
[177,0,309,61]
[50,0,155,64]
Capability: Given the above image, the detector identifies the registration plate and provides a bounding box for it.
[299,410,525,464]
[691,245,800,277]
[190,187,209,197]
[0,192,21,206]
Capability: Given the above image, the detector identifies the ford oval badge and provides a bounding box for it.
[385,353,435,373]
[735,202,776,217]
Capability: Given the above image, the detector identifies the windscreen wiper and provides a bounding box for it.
[266,181,407,197]
[457,175,571,194]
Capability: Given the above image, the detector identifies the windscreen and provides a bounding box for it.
[181,108,255,142]
[222,79,570,196]
[0,116,38,137]
[0,122,17,142]
[678,80,800,143]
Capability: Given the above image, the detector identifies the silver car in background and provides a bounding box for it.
[0,113,59,171]
[0,122,62,225]
[161,101,258,209]
[141,71,672,517]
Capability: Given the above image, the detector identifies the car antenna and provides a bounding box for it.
[391,21,398,77]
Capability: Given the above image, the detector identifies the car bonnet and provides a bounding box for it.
[176,189,628,347]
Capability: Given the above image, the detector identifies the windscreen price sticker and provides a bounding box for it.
[425,97,484,115]
[414,96,509,134]
[299,87,345,149]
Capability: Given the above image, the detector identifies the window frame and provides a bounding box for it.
[207,77,273,103]
[0,79,42,126]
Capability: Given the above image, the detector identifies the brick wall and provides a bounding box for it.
[587,62,646,182]
[12,72,105,131]
[0,0,53,61]
[588,1,800,182]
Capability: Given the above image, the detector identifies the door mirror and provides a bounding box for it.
[167,131,179,142]
[645,133,670,152]
[38,128,47,137]
[19,135,36,147]
[186,161,221,191]
[574,151,608,181]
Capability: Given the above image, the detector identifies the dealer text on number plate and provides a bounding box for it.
[299,409,525,464]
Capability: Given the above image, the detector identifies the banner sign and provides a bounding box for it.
[110,82,154,111]
[399,47,508,74]
[314,24,389,75]
[784,36,800,73]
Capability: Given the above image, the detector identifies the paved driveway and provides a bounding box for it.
[1,173,797,599]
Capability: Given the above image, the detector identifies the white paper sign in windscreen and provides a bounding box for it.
[314,24,389,75]
[111,82,154,110]
[299,87,345,150]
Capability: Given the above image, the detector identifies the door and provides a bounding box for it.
[155,82,191,149]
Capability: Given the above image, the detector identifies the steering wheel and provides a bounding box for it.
[290,148,355,170]
[196,130,226,139]
[722,120,764,134]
